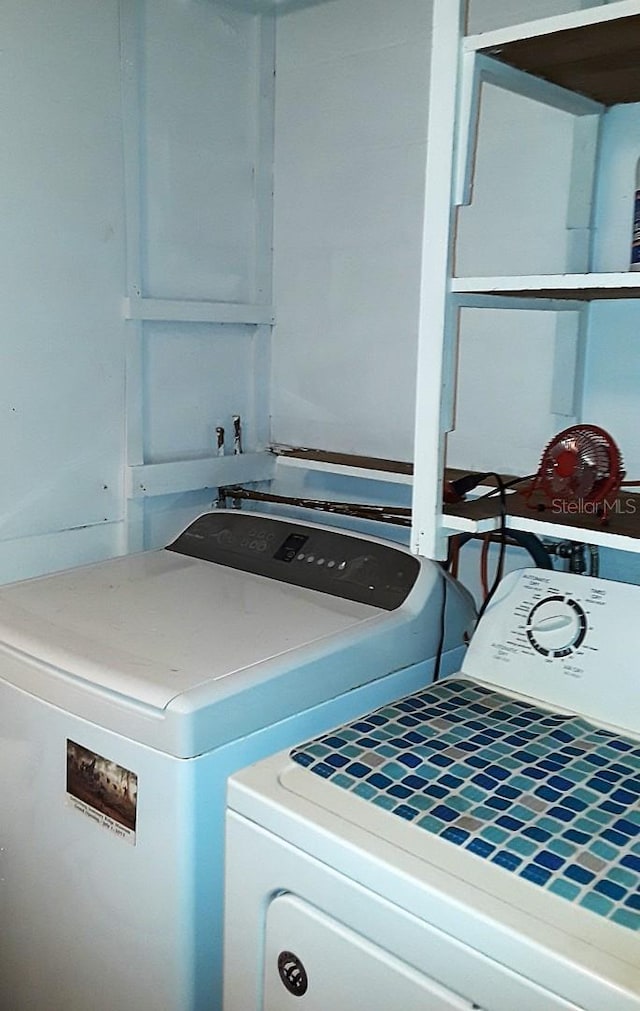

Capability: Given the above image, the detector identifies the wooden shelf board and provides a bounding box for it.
[273,447,414,484]
[467,4,640,106]
[444,487,640,551]
[452,273,640,301]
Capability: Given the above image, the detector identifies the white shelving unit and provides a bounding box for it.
[411,0,640,560]
[118,4,277,552]
[272,449,414,487]
[452,273,640,300]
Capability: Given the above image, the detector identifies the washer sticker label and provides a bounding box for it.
[66,741,138,845]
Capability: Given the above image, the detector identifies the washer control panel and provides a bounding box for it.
[462,568,640,735]
[167,509,419,610]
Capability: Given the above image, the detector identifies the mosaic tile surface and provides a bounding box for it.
[291,678,640,932]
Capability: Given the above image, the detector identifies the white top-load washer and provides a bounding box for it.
[0,509,473,1011]
[224,567,640,1011]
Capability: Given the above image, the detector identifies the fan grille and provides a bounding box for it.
[537,425,623,505]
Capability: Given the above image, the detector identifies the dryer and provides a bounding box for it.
[0,509,473,1011]
[224,567,640,1011]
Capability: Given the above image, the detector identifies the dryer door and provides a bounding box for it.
[263,894,483,1010]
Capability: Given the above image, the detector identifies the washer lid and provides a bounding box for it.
[0,548,380,709]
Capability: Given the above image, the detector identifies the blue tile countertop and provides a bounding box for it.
[291,678,640,931]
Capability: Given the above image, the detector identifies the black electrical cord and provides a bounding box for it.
[507,529,554,569]
[451,529,553,571]
[474,472,508,625]
[437,474,554,682]
[445,470,554,625]
[471,473,536,502]
[431,574,448,684]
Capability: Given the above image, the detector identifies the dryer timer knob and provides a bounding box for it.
[525,595,587,658]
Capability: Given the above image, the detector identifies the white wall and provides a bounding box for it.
[0,0,271,581]
[468,0,606,34]
[270,0,432,461]
[0,0,127,579]
[579,101,640,583]
[583,100,640,482]
[139,0,263,303]
[126,0,274,552]
[269,0,588,467]
[5,0,640,587]
[448,80,579,476]
[268,0,640,588]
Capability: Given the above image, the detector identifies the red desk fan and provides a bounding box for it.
[526,424,624,520]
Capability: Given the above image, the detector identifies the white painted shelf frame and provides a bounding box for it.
[411,0,640,560]
[119,3,277,551]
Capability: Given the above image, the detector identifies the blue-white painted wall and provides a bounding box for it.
[0,0,271,580]
[137,1,263,304]
[268,0,640,593]
[2,0,640,592]
[270,0,432,461]
[123,0,274,551]
[269,0,579,463]
[582,101,640,583]
[268,0,590,472]
[0,0,127,580]
[457,3,640,585]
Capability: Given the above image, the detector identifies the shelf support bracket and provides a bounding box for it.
[455,53,603,207]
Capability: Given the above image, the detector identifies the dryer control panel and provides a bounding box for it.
[462,568,640,735]
[525,593,588,658]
